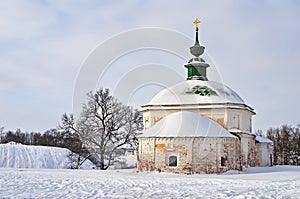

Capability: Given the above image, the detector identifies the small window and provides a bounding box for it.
[169,156,177,167]
[221,156,226,167]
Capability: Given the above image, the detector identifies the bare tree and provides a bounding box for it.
[0,127,4,143]
[67,151,91,169]
[255,129,263,136]
[267,124,300,165]
[62,88,143,170]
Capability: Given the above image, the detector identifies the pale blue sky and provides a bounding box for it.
[0,0,299,132]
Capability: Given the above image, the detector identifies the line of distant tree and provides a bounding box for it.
[0,128,87,157]
[266,124,300,165]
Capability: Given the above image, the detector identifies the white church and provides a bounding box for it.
[137,19,273,174]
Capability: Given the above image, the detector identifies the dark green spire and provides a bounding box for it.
[185,19,210,81]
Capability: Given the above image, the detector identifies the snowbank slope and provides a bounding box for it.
[0,142,71,169]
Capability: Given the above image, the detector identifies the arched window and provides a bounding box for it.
[169,156,177,167]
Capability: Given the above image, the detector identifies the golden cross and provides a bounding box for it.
[193,18,201,28]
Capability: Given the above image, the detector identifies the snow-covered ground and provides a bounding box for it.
[0,166,299,198]
[1,143,299,198]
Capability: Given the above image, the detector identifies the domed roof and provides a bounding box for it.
[140,111,237,138]
[147,80,244,105]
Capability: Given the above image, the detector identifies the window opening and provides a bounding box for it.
[169,156,177,167]
[221,156,226,166]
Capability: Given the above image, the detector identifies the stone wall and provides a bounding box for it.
[255,142,273,166]
[138,137,239,174]
[232,133,256,167]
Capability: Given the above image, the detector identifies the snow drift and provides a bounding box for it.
[0,142,79,169]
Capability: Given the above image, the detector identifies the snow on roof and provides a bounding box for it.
[118,144,135,150]
[146,80,245,106]
[229,128,256,136]
[255,136,273,143]
[140,111,237,138]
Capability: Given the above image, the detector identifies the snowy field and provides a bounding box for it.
[0,143,299,198]
[0,166,299,198]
